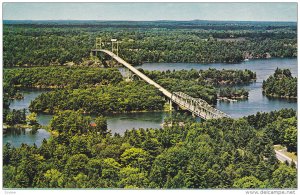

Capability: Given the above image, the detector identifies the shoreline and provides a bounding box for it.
[263,93,297,99]
[31,108,169,116]
[4,57,297,68]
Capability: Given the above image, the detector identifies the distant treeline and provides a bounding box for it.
[4,20,297,31]
[3,20,297,67]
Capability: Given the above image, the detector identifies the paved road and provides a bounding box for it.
[275,150,297,168]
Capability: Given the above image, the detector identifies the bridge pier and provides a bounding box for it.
[125,68,134,81]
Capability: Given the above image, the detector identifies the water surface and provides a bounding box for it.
[138,58,297,118]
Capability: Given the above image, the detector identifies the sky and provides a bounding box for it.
[2,2,298,22]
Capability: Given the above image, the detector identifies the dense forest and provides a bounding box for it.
[141,68,256,86]
[244,109,297,153]
[142,68,255,103]
[3,20,297,67]
[4,67,123,89]
[3,109,297,188]
[262,68,297,98]
[219,88,249,99]
[3,109,27,126]
[29,81,165,114]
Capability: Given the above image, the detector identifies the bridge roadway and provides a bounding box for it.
[95,49,230,119]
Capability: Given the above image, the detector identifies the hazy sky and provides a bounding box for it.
[3,2,297,21]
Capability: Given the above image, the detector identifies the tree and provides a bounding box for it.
[72,173,89,188]
[3,165,17,188]
[142,137,162,156]
[64,154,89,176]
[43,169,63,188]
[5,109,26,125]
[233,176,263,188]
[86,159,103,178]
[118,166,149,188]
[26,112,38,125]
[15,170,30,188]
[271,164,297,188]
[69,135,91,156]
[101,158,121,186]
[94,116,107,135]
[121,148,151,171]
[284,126,297,152]
[50,110,91,137]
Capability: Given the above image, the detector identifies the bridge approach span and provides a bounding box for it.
[98,49,172,98]
[96,49,230,119]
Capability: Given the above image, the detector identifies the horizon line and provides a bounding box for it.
[3,19,297,23]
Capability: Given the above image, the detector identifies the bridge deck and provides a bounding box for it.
[94,49,230,120]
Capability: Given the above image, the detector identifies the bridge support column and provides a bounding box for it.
[169,99,172,112]
[125,68,134,81]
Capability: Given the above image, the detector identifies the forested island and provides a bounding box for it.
[29,81,165,114]
[3,20,297,67]
[141,68,256,86]
[262,68,297,98]
[218,88,249,100]
[3,109,297,188]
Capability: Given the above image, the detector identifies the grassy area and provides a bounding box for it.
[282,151,297,162]
[274,145,285,151]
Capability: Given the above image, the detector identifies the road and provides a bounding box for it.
[275,150,297,168]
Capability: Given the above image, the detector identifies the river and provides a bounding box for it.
[3,58,297,147]
[137,58,297,118]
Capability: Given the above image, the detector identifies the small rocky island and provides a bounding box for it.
[218,87,249,102]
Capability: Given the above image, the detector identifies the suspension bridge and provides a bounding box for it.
[91,40,230,120]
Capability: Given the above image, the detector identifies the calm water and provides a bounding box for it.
[137,58,298,118]
[106,112,167,134]
[7,91,168,134]
[3,58,297,146]
[3,128,50,147]
[4,90,168,146]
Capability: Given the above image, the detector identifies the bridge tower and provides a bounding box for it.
[96,38,102,50]
[94,38,102,57]
[111,39,119,56]
[92,38,121,67]
[93,37,119,55]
